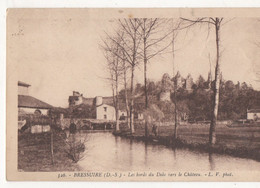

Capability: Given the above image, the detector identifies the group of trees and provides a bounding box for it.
[176,78,260,121]
[126,76,260,123]
[101,18,175,134]
[101,17,260,146]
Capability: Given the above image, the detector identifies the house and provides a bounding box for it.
[96,103,115,120]
[18,81,53,116]
[247,109,260,121]
[68,91,142,120]
[18,81,53,133]
[96,96,126,120]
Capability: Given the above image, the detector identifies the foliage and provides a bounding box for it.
[124,74,260,121]
[155,101,176,121]
[49,107,70,118]
[69,104,96,119]
[65,132,88,163]
[143,104,165,122]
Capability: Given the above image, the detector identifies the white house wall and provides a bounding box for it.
[247,112,260,120]
[96,104,116,120]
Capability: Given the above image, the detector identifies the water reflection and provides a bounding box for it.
[77,131,260,171]
[129,139,133,168]
[144,141,148,166]
[172,147,177,160]
[115,136,119,162]
[209,152,215,171]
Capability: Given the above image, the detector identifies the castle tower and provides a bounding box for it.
[175,71,184,89]
[207,71,212,89]
[69,91,83,106]
[159,73,173,102]
[185,74,193,91]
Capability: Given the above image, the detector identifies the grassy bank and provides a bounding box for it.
[18,131,80,171]
[113,123,260,162]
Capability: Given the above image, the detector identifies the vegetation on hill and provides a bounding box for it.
[122,76,260,122]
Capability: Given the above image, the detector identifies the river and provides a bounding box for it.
[76,131,260,171]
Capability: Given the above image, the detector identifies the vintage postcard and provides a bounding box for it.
[6,8,260,181]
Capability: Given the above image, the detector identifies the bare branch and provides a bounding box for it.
[180,17,215,26]
[147,40,172,60]
[221,18,235,26]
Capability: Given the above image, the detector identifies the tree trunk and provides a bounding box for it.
[173,90,178,140]
[209,18,221,146]
[115,76,120,132]
[144,36,149,137]
[172,29,178,140]
[123,60,130,128]
[50,130,54,165]
[111,74,117,124]
[130,106,134,133]
[130,66,135,134]
[130,24,138,134]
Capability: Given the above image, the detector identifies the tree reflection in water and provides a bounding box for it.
[144,141,148,166]
[129,139,133,168]
[208,152,215,171]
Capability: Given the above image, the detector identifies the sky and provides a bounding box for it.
[7,9,260,107]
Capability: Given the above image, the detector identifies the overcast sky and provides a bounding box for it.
[8,9,260,107]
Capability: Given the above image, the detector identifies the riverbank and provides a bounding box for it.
[18,131,80,171]
[113,123,260,162]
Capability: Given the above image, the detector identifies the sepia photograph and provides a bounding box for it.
[6,8,260,181]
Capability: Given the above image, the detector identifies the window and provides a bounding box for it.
[104,107,107,112]
[104,115,107,119]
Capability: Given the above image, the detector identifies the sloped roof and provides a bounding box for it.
[248,109,260,113]
[100,96,158,112]
[102,96,114,104]
[18,81,31,87]
[83,96,119,107]
[96,98,127,111]
[18,95,52,109]
[80,95,158,112]
[82,97,95,105]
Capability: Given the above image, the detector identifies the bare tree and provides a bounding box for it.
[172,33,178,140]
[105,19,142,134]
[137,18,173,137]
[110,49,121,132]
[101,37,124,131]
[255,19,260,82]
[167,18,184,140]
[171,19,180,140]
[180,17,224,145]
[122,52,131,128]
